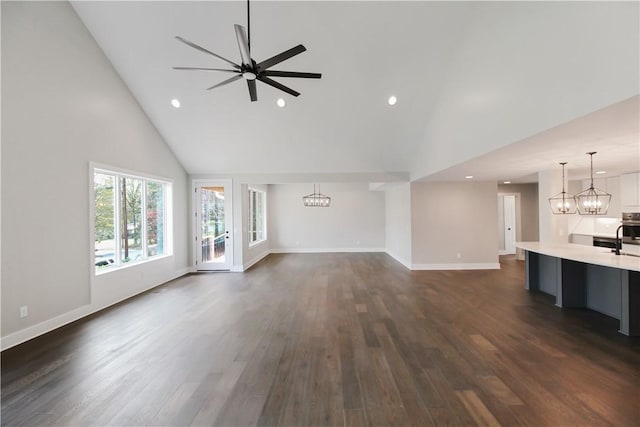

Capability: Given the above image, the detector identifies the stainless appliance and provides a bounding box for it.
[618,212,640,256]
[593,236,617,248]
[622,212,640,246]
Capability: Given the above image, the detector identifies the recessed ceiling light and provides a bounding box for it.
[277,98,286,108]
[503,181,511,184]
[171,99,181,108]
[388,95,397,106]
[465,175,474,179]
[596,170,606,175]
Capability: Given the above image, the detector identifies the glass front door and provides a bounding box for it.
[196,183,232,270]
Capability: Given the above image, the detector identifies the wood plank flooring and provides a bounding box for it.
[2,253,640,426]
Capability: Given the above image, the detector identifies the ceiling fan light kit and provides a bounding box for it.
[575,152,611,215]
[548,162,577,215]
[174,0,321,102]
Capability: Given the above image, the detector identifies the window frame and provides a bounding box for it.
[91,164,173,275]
[248,187,267,247]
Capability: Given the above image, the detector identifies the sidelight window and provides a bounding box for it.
[248,188,266,245]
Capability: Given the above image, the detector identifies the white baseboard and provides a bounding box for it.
[411,262,501,271]
[1,305,93,351]
[1,267,190,351]
[384,251,411,269]
[243,250,271,271]
[174,267,192,277]
[271,247,385,254]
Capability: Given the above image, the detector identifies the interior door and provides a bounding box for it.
[503,195,516,254]
[195,182,232,270]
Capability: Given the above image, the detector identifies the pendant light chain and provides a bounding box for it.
[588,151,595,189]
[561,162,567,206]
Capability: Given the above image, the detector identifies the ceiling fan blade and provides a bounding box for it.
[173,67,239,73]
[175,36,240,69]
[257,45,306,71]
[206,74,243,90]
[234,25,252,67]
[247,80,258,102]
[262,70,321,79]
[257,76,300,97]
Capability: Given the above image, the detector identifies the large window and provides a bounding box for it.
[94,168,171,273]
[248,188,266,245]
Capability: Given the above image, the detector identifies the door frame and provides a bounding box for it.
[192,179,233,270]
[498,193,519,255]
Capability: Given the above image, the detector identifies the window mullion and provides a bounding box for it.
[114,175,122,266]
[141,180,147,259]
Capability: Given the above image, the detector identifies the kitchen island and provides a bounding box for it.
[517,242,640,336]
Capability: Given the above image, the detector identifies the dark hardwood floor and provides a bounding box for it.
[2,253,639,426]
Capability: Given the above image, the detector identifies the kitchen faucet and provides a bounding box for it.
[615,224,623,255]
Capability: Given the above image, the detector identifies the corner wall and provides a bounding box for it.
[241,183,271,271]
[1,1,189,348]
[384,183,412,267]
[410,181,499,269]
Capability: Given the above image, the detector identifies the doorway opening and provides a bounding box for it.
[498,194,518,255]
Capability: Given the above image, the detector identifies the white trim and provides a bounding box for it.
[1,267,190,351]
[411,262,501,270]
[270,247,386,254]
[90,164,174,276]
[91,161,173,185]
[385,250,412,269]
[498,250,510,255]
[248,187,267,247]
[1,305,93,352]
[248,238,268,250]
[243,250,271,271]
[192,179,234,271]
[95,253,173,276]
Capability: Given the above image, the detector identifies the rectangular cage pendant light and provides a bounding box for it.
[302,184,331,207]
[575,152,611,215]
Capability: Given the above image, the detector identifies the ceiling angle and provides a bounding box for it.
[173,0,321,102]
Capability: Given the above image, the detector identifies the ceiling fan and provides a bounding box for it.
[174,0,321,102]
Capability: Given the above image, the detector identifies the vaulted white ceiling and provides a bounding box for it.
[71,1,639,183]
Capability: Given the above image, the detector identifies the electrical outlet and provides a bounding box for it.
[356,240,360,246]
[19,306,28,318]
[456,253,462,259]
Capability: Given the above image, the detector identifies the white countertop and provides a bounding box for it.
[516,241,640,272]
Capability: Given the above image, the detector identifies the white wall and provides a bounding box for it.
[384,183,412,267]
[270,183,385,252]
[241,183,271,270]
[538,170,569,244]
[410,181,500,269]
[1,1,189,348]
[410,2,639,180]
